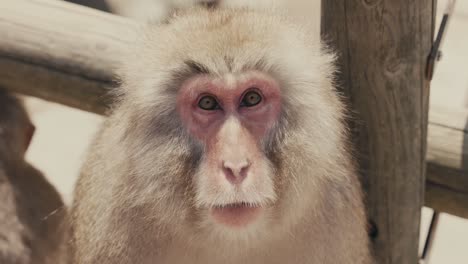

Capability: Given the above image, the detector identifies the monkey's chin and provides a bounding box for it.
[210,203,262,228]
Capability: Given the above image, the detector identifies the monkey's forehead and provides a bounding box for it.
[132,8,323,75]
[161,7,286,27]
[158,8,301,42]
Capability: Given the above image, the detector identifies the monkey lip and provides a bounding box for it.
[210,203,262,228]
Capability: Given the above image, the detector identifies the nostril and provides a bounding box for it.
[222,160,250,184]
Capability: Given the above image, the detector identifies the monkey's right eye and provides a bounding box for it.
[198,96,219,110]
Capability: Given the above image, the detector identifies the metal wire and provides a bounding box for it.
[420,211,440,264]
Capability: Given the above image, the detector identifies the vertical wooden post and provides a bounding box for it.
[321,1,436,263]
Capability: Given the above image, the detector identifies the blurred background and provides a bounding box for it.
[21,0,468,263]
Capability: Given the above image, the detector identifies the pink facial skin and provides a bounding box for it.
[176,72,282,227]
[176,72,281,143]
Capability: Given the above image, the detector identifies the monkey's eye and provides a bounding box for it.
[198,95,219,110]
[241,90,262,107]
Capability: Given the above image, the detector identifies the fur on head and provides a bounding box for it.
[107,0,284,22]
[100,8,351,251]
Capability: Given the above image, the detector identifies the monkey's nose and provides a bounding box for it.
[200,0,219,8]
[222,160,250,184]
[201,0,220,8]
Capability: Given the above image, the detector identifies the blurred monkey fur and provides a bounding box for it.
[0,90,67,264]
[70,7,374,264]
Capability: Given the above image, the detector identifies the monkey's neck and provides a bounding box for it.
[162,227,319,264]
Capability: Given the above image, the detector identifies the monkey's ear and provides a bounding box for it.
[24,122,35,153]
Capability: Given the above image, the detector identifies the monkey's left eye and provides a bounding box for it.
[198,95,219,110]
[241,90,262,107]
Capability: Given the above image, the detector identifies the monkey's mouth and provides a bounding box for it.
[212,202,259,209]
[210,202,262,227]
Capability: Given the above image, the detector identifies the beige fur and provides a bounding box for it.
[70,9,373,264]
[0,90,67,264]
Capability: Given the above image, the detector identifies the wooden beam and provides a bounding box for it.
[426,106,468,219]
[321,1,435,263]
[0,0,138,114]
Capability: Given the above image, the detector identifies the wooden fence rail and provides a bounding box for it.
[1,0,467,243]
[0,0,138,114]
[427,106,468,219]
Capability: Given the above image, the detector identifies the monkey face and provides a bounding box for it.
[176,71,280,230]
[116,8,346,246]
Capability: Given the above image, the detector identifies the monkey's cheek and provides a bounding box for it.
[210,206,262,228]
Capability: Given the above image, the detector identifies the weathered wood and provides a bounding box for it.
[426,106,468,218]
[0,0,138,114]
[321,1,435,264]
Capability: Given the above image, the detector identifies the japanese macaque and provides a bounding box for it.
[70,8,373,264]
[0,90,67,264]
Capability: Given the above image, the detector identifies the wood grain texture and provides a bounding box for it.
[0,0,138,114]
[321,1,435,263]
